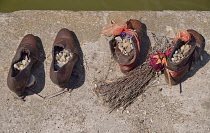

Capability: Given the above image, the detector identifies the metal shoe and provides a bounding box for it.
[50,28,78,88]
[164,29,205,85]
[7,34,40,96]
[109,19,143,73]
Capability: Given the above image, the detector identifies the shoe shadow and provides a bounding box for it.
[26,36,46,96]
[181,50,210,83]
[66,31,85,90]
[136,23,151,66]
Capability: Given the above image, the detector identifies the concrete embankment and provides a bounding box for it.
[0,11,209,133]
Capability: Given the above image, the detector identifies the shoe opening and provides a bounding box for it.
[170,39,192,64]
[12,50,30,77]
[54,46,73,71]
[111,34,136,65]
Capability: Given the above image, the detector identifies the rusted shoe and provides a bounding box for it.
[7,34,40,96]
[164,29,205,85]
[109,19,143,73]
[50,28,78,88]
[187,29,205,63]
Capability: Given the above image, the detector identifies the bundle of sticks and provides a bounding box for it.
[94,33,172,112]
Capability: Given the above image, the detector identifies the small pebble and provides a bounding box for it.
[118,42,124,52]
[70,53,73,57]
[180,54,184,58]
[180,45,185,52]
[63,52,67,56]
[58,52,62,57]
[183,45,191,56]
[171,58,175,62]
[22,60,27,65]
[60,55,65,62]
[56,61,64,67]
[123,39,130,47]
[66,51,70,56]
[66,56,70,61]
[123,50,128,55]
[55,56,59,60]
[14,64,18,69]
[126,46,132,53]
[174,56,178,61]
[115,36,122,42]
[173,53,178,57]
[19,65,24,70]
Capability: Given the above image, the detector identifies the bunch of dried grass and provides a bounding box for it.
[94,33,172,112]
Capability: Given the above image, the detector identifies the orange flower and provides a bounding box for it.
[100,17,127,36]
[173,30,191,43]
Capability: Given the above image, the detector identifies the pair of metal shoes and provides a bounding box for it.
[108,19,205,85]
[7,28,78,98]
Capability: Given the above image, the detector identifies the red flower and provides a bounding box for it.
[148,51,166,72]
[148,58,164,71]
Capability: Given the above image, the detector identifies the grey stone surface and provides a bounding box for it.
[0,11,209,133]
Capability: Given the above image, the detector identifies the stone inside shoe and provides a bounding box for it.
[115,34,134,56]
[12,51,31,77]
[171,42,192,63]
[54,46,73,71]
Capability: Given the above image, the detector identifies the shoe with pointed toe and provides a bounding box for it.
[50,28,79,88]
[7,34,40,96]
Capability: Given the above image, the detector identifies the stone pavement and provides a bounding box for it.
[0,11,210,133]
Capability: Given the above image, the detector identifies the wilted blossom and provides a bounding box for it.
[173,30,191,43]
[148,51,166,72]
[100,17,127,36]
[148,58,163,71]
